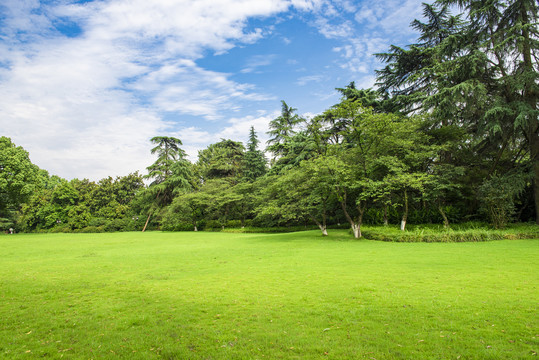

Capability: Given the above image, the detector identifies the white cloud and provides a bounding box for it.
[0,0,295,180]
[296,75,324,86]
[241,54,278,74]
[303,0,424,80]
[355,0,423,35]
[0,0,429,181]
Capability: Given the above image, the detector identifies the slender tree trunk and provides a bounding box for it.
[142,213,151,232]
[400,189,408,231]
[309,214,328,236]
[357,201,365,229]
[383,204,388,226]
[142,189,162,232]
[438,203,449,228]
[340,197,361,239]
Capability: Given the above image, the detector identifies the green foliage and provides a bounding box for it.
[18,173,144,232]
[377,0,539,222]
[362,223,539,242]
[196,139,245,181]
[242,127,267,181]
[478,172,528,229]
[0,137,40,229]
[266,100,304,160]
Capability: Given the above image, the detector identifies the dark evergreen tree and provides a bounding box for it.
[243,127,267,182]
[266,100,303,161]
[376,0,539,223]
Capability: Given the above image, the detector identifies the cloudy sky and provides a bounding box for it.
[1,0,426,181]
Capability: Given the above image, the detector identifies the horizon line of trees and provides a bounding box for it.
[1,0,537,237]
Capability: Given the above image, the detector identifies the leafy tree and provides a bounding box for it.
[201,179,242,229]
[196,139,245,182]
[257,159,335,235]
[268,131,318,175]
[163,190,208,231]
[478,171,528,228]
[0,137,40,229]
[336,82,393,113]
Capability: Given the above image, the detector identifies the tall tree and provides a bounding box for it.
[142,136,192,231]
[196,139,245,182]
[0,137,40,230]
[243,127,267,181]
[146,136,185,184]
[377,0,539,222]
[266,100,303,160]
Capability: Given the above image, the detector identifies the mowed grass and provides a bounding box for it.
[0,231,537,359]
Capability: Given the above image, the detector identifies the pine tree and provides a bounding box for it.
[243,127,267,181]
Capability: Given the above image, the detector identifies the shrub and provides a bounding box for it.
[478,172,527,229]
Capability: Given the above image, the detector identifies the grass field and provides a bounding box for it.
[0,231,537,359]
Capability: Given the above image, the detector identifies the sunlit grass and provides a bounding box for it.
[0,231,537,359]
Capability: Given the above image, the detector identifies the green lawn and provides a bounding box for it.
[0,231,537,359]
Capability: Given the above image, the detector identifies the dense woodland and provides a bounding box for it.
[1,1,538,237]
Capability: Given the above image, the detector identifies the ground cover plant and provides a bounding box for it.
[1,231,537,359]
[360,223,539,243]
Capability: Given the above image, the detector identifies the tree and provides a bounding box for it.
[243,127,267,181]
[377,0,539,222]
[336,82,393,113]
[266,100,304,161]
[0,137,40,230]
[257,159,335,235]
[478,171,528,228]
[163,190,208,231]
[142,136,192,231]
[196,139,245,182]
[146,136,185,183]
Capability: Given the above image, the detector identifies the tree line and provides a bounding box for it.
[1,0,537,236]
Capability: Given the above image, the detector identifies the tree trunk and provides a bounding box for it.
[400,189,408,231]
[309,214,328,236]
[319,224,328,236]
[339,194,361,238]
[351,223,361,238]
[142,213,151,232]
[383,204,388,226]
[438,204,449,228]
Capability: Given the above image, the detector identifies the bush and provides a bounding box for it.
[478,172,527,229]
[78,226,105,233]
[49,225,72,233]
[161,222,195,231]
[361,223,539,242]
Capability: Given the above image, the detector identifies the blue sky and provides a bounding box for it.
[0,0,426,181]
